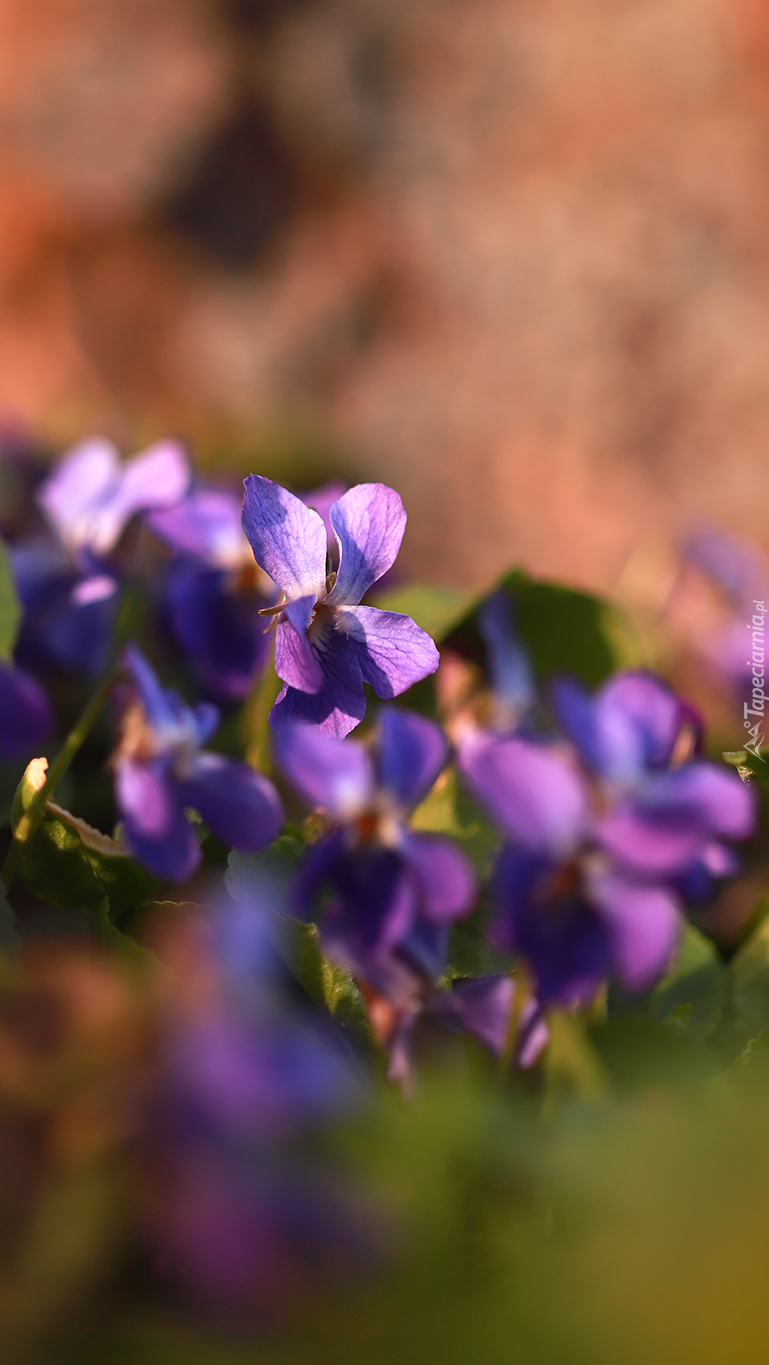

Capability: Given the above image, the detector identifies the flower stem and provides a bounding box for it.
[1,666,120,891]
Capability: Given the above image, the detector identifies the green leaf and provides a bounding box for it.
[590,1017,718,1096]
[608,925,723,1040]
[710,915,769,1060]
[0,535,20,661]
[501,570,616,688]
[11,758,156,931]
[372,585,480,643]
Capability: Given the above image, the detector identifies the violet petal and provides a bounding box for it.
[376,706,448,811]
[116,758,200,881]
[269,628,366,738]
[337,605,440,698]
[275,612,324,694]
[403,832,476,922]
[590,869,680,993]
[327,483,406,606]
[178,754,284,852]
[460,733,587,855]
[242,475,326,602]
[274,722,373,818]
[37,437,119,551]
[89,440,190,554]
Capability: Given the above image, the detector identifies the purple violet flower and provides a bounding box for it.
[273,709,539,1083]
[147,481,348,702]
[0,660,54,760]
[551,671,753,887]
[14,438,189,676]
[113,646,283,881]
[275,708,475,1002]
[241,476,440,737]
[460,672,756,1006]
[148,487,278,701]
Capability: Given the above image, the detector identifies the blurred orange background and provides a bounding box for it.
[2,0,769,592]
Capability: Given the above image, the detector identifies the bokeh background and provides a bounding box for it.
[3,0,769,593]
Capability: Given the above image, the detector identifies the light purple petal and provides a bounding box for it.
[148,488,245,566]
[37,438,119,550]
[553,671,683,784]
[516,999,551,1069]
[442,976,515,1056]
[646,762,756,840]
[598,806,706,877]
[460,733,587,855]
[274,723,373,817]
[116,758,200,881]
[595,671,686,782]
[600,761,756,877]
[116,757,178,838]
[377,706,448,810]
[275,604,324,694]
[327,483,407,606]
[242,475,326,602]
[178,754,284,851]
[89,440,190,554]
[336,605,439,698]
[403,832,476,922]
[589,869,681,993]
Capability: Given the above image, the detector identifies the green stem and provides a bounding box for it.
[1,666,120,891]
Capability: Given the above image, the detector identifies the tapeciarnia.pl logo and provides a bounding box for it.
[744,599,767,760]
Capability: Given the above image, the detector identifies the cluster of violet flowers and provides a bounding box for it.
[0,435,758,1093]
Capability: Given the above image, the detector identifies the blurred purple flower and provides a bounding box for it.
[678,525,769,696]
[386,973,549,1090]
[146,896,368,1312]
[0,660,54,760]
[460,671,756,1006]
[273,709,515,1081]
[14,438,189,676]
[113,645,283,881]
[242,476,440,737]
[552,671,753,887]
[276,708,474,1003]
[148,487,278,701]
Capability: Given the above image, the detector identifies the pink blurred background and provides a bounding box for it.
[2,0,769,593]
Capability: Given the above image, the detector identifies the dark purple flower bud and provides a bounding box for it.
[242,476,440,737]
[113,646,283,881]
[0,660,54,759]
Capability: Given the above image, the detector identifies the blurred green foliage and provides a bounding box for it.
[0,535,21,661]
